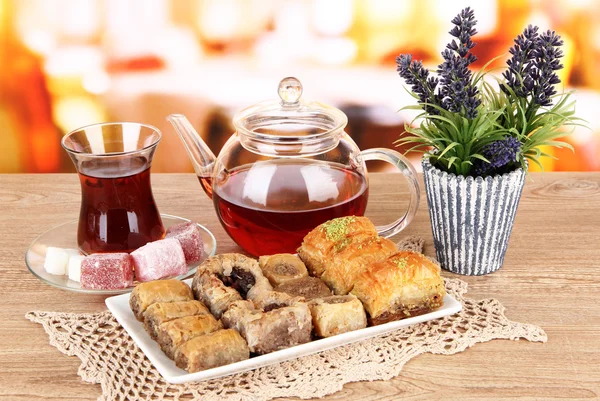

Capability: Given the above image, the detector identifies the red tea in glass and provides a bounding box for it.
[63,123,165,254]
[77,157,164,253]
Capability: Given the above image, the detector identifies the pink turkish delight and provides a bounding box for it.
[131,238,187,282]
[80,253,134,290]
[166,221,204,264]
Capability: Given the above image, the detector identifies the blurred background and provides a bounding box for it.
[1,0,599,174]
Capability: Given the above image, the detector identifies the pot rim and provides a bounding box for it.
[421,155,527,183]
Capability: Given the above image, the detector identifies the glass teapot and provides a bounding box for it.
[167,77,420,256]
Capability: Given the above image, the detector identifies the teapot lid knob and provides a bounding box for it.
[278,77,303,106]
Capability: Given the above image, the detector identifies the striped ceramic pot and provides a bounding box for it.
[422,157,526,275]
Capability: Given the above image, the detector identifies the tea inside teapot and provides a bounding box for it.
[213,159,368,256]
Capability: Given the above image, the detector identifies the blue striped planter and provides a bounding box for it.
[422,157,526,275]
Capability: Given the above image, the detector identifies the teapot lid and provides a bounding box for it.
[233,77,348,138]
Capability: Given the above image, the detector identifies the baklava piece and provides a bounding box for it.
[320,235,397,295]
[274,276,332,300]
[297,216,377,277]
[191,271,243,319]
[200,253,263,297]
[174,329,249,373]
[130,279,193,321]
[143,300,210,340]
[350,250,446,325]
[221,300,312,355]
[258,253,308,286]
[156,314,222,359]
[308,295,367,337]
[192,253,264,318]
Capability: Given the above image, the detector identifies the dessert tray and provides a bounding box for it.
[106,278,462,384]
[25,214,217,294]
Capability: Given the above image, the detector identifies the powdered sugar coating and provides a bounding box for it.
[165,222,204,264]
[131,238,187,282]
[80,253,134,289]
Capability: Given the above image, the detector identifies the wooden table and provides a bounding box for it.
[0,173,598,400]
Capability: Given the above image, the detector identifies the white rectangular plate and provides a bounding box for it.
[106,279,462,384]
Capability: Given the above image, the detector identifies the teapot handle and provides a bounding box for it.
[359,148,420,238]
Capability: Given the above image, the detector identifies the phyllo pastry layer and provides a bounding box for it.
[130,279,194,321]
[350,250,445,325]
[156,314,222,358]
[143,300,210,340]
[320,235,397,295]
[297,216,377,277]
[192,253,265,318]
[308,295,367,337]
[175,329,249,373]
[221,300,312,355]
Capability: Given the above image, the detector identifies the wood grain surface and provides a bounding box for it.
[0,173,598,401]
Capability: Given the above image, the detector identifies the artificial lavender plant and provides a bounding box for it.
[396,7,579,177]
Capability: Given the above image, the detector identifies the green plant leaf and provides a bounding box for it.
[470,153,490,163]
[446,156,458,170]
[437,142,461,158]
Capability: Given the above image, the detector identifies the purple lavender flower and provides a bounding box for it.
[397,8,481,119]
[396,54,441,114]
[503,26,563,107]
[447,8,478,62]
[437,7,481,119]
[531,30,564,106]
[503,25,539,98]
[474,137,521,176]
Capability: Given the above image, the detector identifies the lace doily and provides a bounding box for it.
[26,237,547,401]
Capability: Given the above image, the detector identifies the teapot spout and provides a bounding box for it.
[167,114,216,180]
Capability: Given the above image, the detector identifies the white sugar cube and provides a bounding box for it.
[44,247,70,275]
[68,255,85,282]
[65,248,81,257]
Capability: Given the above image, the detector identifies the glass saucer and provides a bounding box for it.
[25,214,217,294]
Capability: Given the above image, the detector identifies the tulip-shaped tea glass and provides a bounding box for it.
[62,122,165,254]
